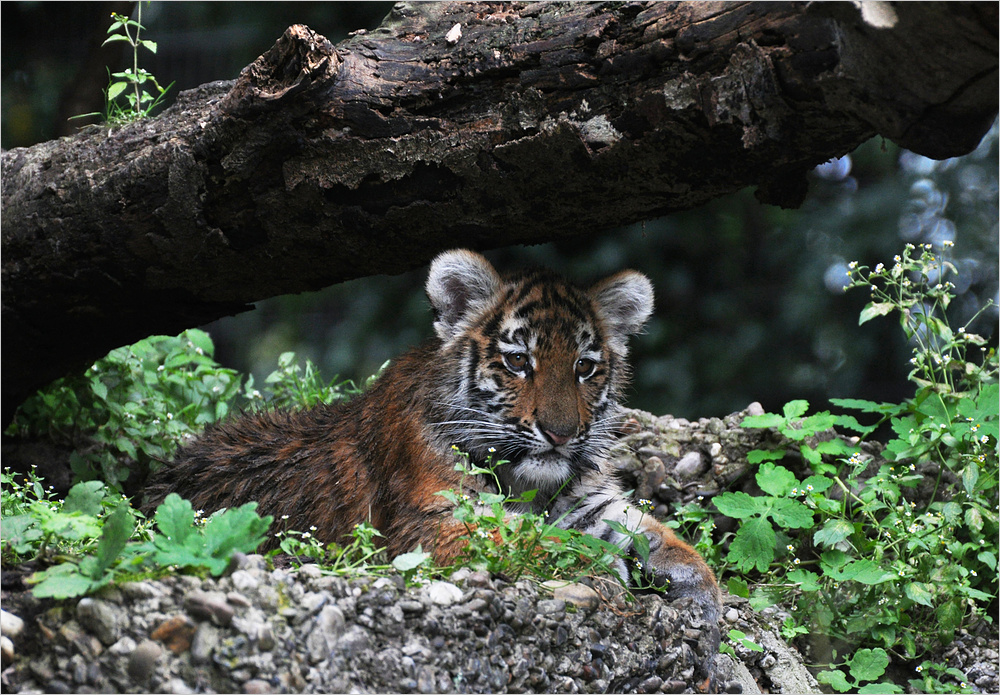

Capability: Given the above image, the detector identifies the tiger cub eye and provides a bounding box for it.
[504,352,529,371]
[575,358,596,378]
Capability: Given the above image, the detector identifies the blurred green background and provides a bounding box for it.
[4,2,997,420]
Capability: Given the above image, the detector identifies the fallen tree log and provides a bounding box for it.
[2,1,997,418]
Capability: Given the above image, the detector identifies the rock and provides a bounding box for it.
[126,639,162,682]
[757,631,821,693]
[297,563,324,579]
[161,677,195,694]
[674,451,706,480]
[76,597,122,645]
[1,635,13,669]
[183,589,235,626]
[1,610,25,639]
[229,569,260,592]
[426,581,463,606]
[466,570,492,588]
[150,615,196,654]
[716,654,761,695]
[537,599,566,615]
[244,679,273,693]
[190,622,220,664]
[553,583,600,612]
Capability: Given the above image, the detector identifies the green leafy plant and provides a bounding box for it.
[274,521,402,579]
[140,494,271,576]
[713,461,825,573]
[715,244,997,691]
[741,400,859,475]
[6,329,243,490]
[14,483,273,600]
[1,475,144,565]
[262,352,387,410]
[909,660,976,694]
[71,4,173,125]
[817,647,902,694]
[30,502,136,599]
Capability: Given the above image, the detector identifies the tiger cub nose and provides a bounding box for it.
[543,429,573,447]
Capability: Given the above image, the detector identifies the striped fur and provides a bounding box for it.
[144,250,720,681]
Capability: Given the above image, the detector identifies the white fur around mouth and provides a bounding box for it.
[510,454,572,491]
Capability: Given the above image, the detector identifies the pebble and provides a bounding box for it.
[190,622,220,663]
[1,636,13,669]
[77,597,123,645]
[674,451,706,480]
[183,589,235,626]
[230,569,260,592]
[150,615,196,653]
[537,598,566,615]
[426,581,463,606]
[725,608,740,623]
[297,563,324,579]
[553,583,600,612]
[1,610,25,639]
[127,639,162,682]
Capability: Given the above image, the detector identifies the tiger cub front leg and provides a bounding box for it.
[637,515,721,691]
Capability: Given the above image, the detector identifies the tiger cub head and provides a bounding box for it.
[425,249,653,500]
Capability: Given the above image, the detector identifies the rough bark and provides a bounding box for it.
[2,1,997,418]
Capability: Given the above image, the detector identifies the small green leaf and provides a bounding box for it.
[935,598,963,642]
[392,547,431,573]
[727,517,776,573]
[727,577,749,598]
[847,648,890,683]
[977,550,997,570]
[962,464,980,496]
[859,302,895,325]
[756,462,797,497]
[107,81,128,101]
[140,39,158,54]
[102,34,130,45]
[153,493,197,546]
[800,475,835,493]
[63,480,106,516]
[904,581,935,607]
[817,669,852,693]
[782,400,810,419]
[786,569,821,592]
[747,449,786,464]
[814,519,854,548]
[741,413,785,429]
[858,683,902,694]
[93,504,135,576]
[713,491,762,519]
[91,379,109,401]
[768,498,814,529]
[30,563,95,599]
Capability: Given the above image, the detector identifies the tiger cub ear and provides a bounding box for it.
[588,270,654,351]
[426,249,501,341]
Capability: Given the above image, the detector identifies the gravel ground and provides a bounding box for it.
[1,557,798,694]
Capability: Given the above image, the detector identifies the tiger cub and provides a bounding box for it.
[144,249,721,674]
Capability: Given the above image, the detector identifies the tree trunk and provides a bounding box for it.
[2,1,997,419]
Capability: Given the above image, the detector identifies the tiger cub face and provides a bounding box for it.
[426,250,654,501]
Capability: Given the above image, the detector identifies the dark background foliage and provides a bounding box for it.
[3,2,997,420]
